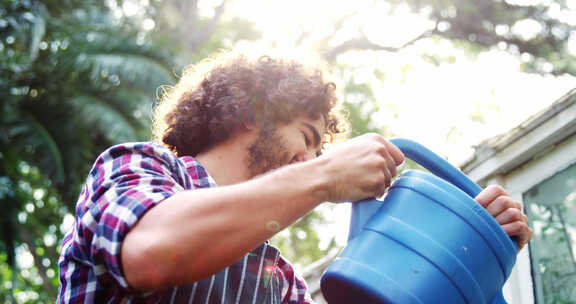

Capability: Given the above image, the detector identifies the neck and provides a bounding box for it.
[195,131,255,186]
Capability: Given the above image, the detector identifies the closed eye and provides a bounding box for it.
[303,123,321,149]
[302,131,311,147]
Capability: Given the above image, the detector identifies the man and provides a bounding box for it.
[57,50,533,303]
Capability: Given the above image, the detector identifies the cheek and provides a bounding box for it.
[288,134,307,153]
[276,130,297,148]
[287,134,301,148]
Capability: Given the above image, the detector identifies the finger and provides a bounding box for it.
[379,148,398,178]
[382,166,392,190]
[375,182,387,198]
[372,170,389,198]
[501,221,533,251]
[388,161,397,178]
[485,196,518,217]
[494,208,524,225]
[385,140,405,166]
[516,200,524,211]
[372,141,399,175]
[475,185,509,208]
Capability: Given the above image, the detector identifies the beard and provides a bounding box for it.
[246,126,291,178]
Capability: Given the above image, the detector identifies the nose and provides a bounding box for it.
[297,149,317,162]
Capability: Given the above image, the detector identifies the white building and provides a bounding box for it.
[460,89,576,303]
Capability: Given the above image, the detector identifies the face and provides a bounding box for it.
[246,115,326,177]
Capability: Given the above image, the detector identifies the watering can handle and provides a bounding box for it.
[350,138,485,241]
[388,138,483,198]
[388,138,518,246]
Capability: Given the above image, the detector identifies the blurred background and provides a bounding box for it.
[1,0,575,302]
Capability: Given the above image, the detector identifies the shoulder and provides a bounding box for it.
[94,142,182,170]
[87,142,191,187]
[97,142,178,164]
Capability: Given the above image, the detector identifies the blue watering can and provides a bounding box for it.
[321,138,517,304]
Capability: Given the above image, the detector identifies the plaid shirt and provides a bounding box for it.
[57,142,313,303]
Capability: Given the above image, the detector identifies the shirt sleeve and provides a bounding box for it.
[74,142,188,290]
[277,256,315,304]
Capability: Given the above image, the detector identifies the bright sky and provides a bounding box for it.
[207,0,575,161]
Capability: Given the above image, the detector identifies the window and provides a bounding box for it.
[524,162,576,303]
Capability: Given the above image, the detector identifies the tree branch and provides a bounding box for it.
[173,0,199,53]
[323,22,439,61]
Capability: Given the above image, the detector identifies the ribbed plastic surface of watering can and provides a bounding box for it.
[320,138,517,304]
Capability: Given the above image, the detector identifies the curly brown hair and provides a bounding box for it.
[152,50,348,157]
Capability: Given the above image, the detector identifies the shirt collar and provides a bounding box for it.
[180,155,218,189]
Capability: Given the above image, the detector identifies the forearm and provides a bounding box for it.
[121,158,328,290]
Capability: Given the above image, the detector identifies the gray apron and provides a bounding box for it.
[156,243,283,304]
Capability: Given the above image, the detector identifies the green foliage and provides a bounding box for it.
[410,0,576,76]
[0,0,265,301]
[1,0,179,301]
[343,81,383,137]
[270,210,338,268]
[0,157,63,301]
